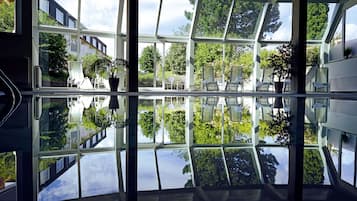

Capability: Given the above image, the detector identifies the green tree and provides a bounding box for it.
[38,11,69,80]
[139,46,161,73]
[307,3,329,40]
[164,110,186,143]
[303,149,324,184]
[0,152,15,183]
[0,0,15,32]
[193,149,229,187]
[82,54,102,79]
[40,100,69,151]
[189,0,281,38]
[139,111,160,139]
[225,149,260,185]
[259,148,279,183]
[165,44,186,75]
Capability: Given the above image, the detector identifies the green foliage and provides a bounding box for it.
[0,1,15,32]
[307,3,329,40]
[139,46,161,73]
[232,51,253,80]
[306,46,320,66]
[267,44,292,82]
[303,149,324,184]
[192,1,281,38]
[225,149,260,185]
[82,54,102,79]
[38,11,68,82]
[193,149,229,187]
[193,102,252,144]
[259,148,279,183]
[260,49,274,69]
[165,44,186,75]
[83,107,111,129]
[304,125,318,144]
[40,100,69,151]
[259,110,290,145]
[164,110,186,143]
[0,152,15,182]
[139,111,160,139]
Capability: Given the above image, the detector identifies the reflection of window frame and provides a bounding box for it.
[68,18,75,28]
[39,0,50,14]
[70,36,77,52]
[56,158,64,173]
[55,8,64,24]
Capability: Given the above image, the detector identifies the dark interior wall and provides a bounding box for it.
[0,0,33,91]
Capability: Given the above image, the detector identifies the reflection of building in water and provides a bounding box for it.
[39,129,107,191]
[39,0,107,57]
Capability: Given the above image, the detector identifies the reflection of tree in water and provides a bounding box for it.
[193,149,228,187]
[258,148,279,184]
[303,149,324,184]
[173,150,194,188]
[139,111,160,139]
[225,149,260,185]
[164,110,185,143]
[40,100,69,151]
[193,104,252,144]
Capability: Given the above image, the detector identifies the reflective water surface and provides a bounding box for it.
[1,95,357,201]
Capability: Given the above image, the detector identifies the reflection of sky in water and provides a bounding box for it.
[341,147,355,185]
[261,147,289,184]
[80,152,119,197]
[157,149,191,189]
[138,150,158,191]
[38,163,79,201]
[39,128,119,200]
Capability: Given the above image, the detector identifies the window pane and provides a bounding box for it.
[39,0,78,28]
[329,19,343,61]
[227,1,264,39]
[193,148,228,187]
[341,134,355,185]
[346,4,357,58]
[81,0,118,32]
[157,149,193,189]
[138,43,162,88]
[80,152,119,197]
[260,3,291,41]
[0,0,15,33]
[38,156,79,201]
[194,0,232,38]
[139,0,160,35]
[225,148,260,185]
[138,150,158,191]
[158,0,194,36]
[259,147,289,184]
[326,128,341,172]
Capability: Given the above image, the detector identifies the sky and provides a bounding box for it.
[51,1,357,57]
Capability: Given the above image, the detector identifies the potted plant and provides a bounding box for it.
[91,58,127,91]
[344,47,352,59]
[267,44,292,93]
[267,109,291,145]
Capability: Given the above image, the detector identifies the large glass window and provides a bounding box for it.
[346,5,357,58]
[55,8,64,24]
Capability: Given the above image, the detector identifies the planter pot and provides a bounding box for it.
[109,77,119,91]
[109,96,119,110]
[274,97,283,108]
[274,81,284,93]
